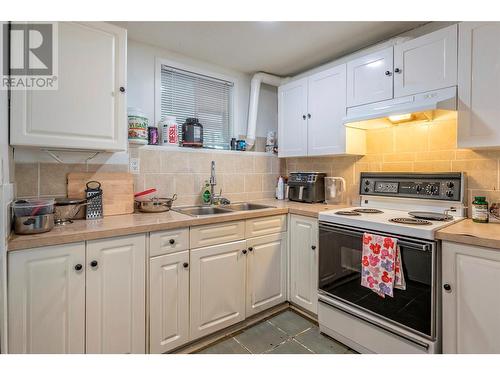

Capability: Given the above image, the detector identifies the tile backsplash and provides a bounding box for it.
[14,147,280,207]
[284,114,500,214]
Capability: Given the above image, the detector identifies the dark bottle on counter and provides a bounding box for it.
[230,138,237,150]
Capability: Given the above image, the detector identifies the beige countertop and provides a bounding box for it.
[436,219,500,250]
[8,200,346,252]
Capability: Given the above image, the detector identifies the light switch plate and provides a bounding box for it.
[129,158,140,174]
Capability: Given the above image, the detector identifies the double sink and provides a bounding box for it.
[174,202,275,217]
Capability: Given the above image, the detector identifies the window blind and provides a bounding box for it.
[160,65,234,149]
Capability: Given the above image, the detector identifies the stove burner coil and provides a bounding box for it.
[335,211,361,216]
[353,208,384,214]
[389,218,432,225]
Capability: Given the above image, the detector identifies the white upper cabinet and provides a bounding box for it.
[278,78,308,157]
[10,22,127,151]
[86,234,146,354]
[307,65,348,156]
[394,24,458,97]
[346,47,394,107]
[8,243,86,354]
[458,22,500,148]
[278,64,365,158]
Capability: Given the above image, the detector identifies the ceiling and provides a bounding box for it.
[114,21,428,76]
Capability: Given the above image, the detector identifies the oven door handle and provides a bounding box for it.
[319,224,432,252]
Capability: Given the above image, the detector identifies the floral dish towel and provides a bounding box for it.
[361,233,406,298]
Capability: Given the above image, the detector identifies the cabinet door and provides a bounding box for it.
[8,243,85,354]
[246,233,286,317]
[290,215,318,314]
[394,24,457,97]
[86,234,146,354]
[346,47,394,107]
[458,22,500,148]
[149,251,189,354]
[278,77,308,157]
[10,22,127,151]
[442,242,500,353]
[190,240,246,340]
[307,64,348,156]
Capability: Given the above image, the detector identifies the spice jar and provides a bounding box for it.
[472,196,489,223]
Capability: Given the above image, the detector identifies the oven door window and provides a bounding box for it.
[319,226,433,337]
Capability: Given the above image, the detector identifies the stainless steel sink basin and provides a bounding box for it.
[225,203,275,211]
[174,206,234,216]
[174,202,276,216]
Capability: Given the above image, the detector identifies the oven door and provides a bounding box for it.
[318,222,437,339]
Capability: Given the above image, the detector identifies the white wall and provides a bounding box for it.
[127,39,278,140]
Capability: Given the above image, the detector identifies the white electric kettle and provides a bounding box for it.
[324,177,346,204]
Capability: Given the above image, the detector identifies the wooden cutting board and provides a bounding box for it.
[67,172,134,216]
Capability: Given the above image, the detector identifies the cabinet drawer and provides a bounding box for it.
[190,220,245,249]
[150,228,189,257]
[246,215,287,238]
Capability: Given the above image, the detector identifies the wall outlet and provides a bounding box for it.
[129,158,140,174]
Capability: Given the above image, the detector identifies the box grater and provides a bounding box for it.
[85,181,103,219]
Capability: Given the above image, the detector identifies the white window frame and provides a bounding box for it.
[154,57,238,144]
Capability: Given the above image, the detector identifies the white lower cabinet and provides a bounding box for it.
[86,234,146,354]
[246,233,286,317]
[8,243,86,354]
[189,240,246,340]
[442,241,500,353]
[290,215,318,314]
[149,251,189,354]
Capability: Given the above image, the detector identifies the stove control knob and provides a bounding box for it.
[447,181,455,188]
[430,185,438,194]
[446,190,454,198]
[365,180,370,186]
[364,187,370,193]
[416,185,422,193]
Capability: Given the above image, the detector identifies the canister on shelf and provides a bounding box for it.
[127,107,149,144]
[148,126,159,145]
[159,115,179,146]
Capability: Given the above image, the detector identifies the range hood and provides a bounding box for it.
[344,86,457,129]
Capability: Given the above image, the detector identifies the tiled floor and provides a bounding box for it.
[197,309,358,354]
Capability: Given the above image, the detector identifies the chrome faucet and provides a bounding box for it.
[209,160,230,206]
[209,160,217,205]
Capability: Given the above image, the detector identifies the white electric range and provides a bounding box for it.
[317,172,466,355]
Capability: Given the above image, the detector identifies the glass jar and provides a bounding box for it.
[472,196,489,223]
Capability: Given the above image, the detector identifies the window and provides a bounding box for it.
[159,63,234,149]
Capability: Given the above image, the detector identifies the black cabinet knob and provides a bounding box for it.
[169,239,175,245]
[242,249,247,254]
[394,68,402,74]
[302,115,306,120]
[248,247,253,252]
[183,262,189,268]
[311,245,316,250]
[443,283,452,292]
[307,113,311,119]
[385,70,392,76]
[74,264,83,271]
[90,260,98,268]
[119,86,125,93]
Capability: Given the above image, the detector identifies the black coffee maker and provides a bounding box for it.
[182,118,203,147]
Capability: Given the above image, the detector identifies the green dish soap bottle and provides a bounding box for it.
[202,180,211,204]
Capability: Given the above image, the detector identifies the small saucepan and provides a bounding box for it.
[135,189,177,213]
